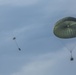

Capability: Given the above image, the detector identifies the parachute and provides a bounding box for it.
[53,17,76,61]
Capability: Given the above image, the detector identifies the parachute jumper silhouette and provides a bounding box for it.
[53,17,76,61]
[13,37,21,51]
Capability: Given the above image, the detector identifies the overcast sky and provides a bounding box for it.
[0,0,76,75]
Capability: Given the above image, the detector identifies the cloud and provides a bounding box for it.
[10,55,55,75]
[10,49,69,75]
[0,0,76,75]
[0,0,40,6]
[10,47,76,75]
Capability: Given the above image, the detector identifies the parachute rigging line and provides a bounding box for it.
[58,39,74,61]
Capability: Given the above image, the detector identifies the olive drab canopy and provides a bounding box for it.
[53,17,76,39]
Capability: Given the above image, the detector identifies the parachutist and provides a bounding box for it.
[13,37,16,40]
[18,48,21,51]
[70,57,74,61]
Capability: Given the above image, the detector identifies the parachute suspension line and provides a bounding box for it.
[58,39,74,61]
[58,39,70,51]
[13,37,21,51]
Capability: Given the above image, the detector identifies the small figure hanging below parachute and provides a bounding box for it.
[13,37,21,51]
[53,17,76,61]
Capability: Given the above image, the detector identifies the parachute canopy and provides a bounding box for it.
[53,17,76,39]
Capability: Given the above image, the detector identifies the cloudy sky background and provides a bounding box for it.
[0,0,76,75]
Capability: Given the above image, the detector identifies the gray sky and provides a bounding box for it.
[0,0,76,75]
